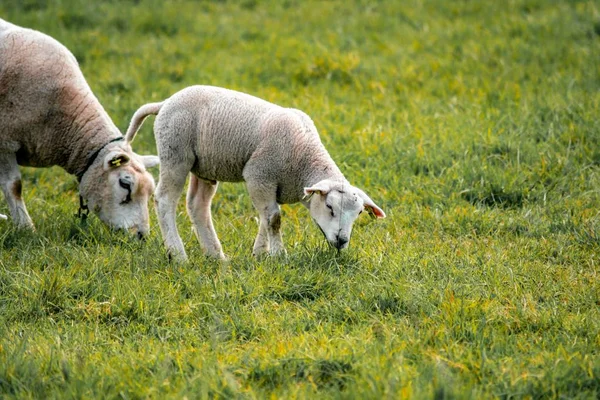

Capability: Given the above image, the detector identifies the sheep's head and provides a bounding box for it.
[304,179,385,250]
[79,147,159,238]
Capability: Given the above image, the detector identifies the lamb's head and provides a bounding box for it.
[304,179,385,250]
[79,147,159,238]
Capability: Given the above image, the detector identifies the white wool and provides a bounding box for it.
[127,85,385,261]
[0,18,158,235]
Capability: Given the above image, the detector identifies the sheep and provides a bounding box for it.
[0,18,159,237]
[126,85,385,261]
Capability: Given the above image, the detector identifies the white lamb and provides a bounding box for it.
[126,85,385,261]
[0,19,159,236]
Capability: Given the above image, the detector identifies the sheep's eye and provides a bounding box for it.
[359,209,363,215]
[120,189,132,205]
[326,204,334,217]
[119,178,132,204]
[119,180,131,191]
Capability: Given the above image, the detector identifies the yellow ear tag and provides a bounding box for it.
[111,159,122,167]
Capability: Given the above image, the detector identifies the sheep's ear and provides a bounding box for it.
[104,151,130,170]
[303,180,333,198]
[357,189,386,219]
[138,155,160,169]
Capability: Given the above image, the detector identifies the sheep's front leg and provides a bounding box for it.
[0,152,34,229]
[265,204,285,256]
[253,211,270,256]
[186,176,226,260]
[246,183,285,257]
[155,164,190,262]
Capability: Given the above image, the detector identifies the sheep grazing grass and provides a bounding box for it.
[1,1,599,399]
[0,18,159,236]
[126,86,385,261]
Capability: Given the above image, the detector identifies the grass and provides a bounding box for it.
[1,0,599,398]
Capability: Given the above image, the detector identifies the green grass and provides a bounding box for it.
[1,0,599,398]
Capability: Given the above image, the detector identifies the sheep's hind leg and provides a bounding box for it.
[247,183,286,257]
[186,176,226,260]
[155,163,190,262]
[0,152,34,229]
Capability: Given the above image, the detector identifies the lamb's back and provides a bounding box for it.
[157,86,291,182]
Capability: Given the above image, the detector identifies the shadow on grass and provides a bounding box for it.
[247,357,354,391]
[461,184,525,209]
[283,246,363,274]
[0,226,43,251]
[267,276,333,303]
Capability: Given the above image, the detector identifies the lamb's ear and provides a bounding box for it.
[138,155,160,169]
[357,188,386,219]
[303,180,333,198]
[103,151,130,170]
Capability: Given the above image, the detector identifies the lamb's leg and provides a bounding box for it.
[0,153,34,229]
[253,210,270,256]
[155,163,190,262]
[186,176,226,260]
[246,183,285,257]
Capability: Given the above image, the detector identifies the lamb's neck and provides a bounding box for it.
[302,153,347,189]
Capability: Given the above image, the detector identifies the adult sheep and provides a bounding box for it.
[126,85,385,261]
[0,19,158,237]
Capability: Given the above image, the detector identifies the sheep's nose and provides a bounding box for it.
[130,226,147,241]
[335,236,348,249]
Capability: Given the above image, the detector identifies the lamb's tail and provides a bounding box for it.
[125,102,164,144]
[0,214,7,220]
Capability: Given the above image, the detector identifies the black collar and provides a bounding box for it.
[76,136,124,182]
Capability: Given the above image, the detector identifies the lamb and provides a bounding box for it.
[0,18,159,236]
[126,85,385,261]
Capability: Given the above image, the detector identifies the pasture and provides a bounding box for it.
[1,0,599,398]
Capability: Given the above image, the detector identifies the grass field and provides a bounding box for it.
[1,0,599,398]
